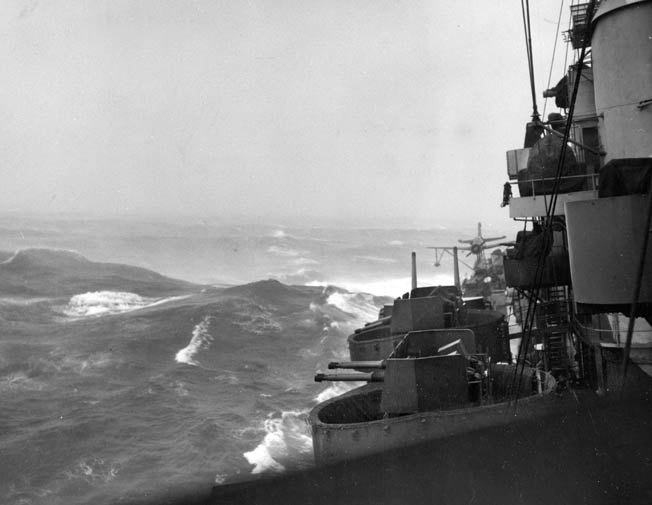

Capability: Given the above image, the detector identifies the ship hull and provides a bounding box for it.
[309,365,556,465]
[212,366,652,505]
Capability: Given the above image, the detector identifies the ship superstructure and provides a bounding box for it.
[503,0,652,391]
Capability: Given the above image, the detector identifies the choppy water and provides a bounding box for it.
[0,216,507,505]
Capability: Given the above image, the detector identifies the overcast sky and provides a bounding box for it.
[0,1,568,228]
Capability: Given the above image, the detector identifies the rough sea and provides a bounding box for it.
[0,215,495,505]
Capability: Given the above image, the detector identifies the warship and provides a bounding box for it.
[345,224,510,365]
[211,1,652,503]
[440,222,507,308]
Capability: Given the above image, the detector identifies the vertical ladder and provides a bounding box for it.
[538,286,572,373]
[510,286,575,374]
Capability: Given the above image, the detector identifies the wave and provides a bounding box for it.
[62,291,185,317]
[288,257,318,266]
[60,351,114,374]
[272,268,324,286]
[314,381,361,404]
[239,284,377,477]
[0,296,58,323]
[0,349,116,392]
[243,388,361,476]
[0,296,51,305]
[308,273,454,297]
[0,247,88,267]
[222,279,320,304]
[324,291,381,323]
[63,457,121,484]
[231,304,282,335]
[175,316,214,366]
[0,247,199,298]
[0,371,46,392]
[267,245,303,258]
[242,410,313,474]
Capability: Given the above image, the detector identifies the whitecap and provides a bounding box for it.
[231,305,282,334]
[173,381,189,396]
[243,443,286,474]
[267,245,302,257]
[0,371,45,392]
[312,274,454,297]
[325,291,380,322]
[61,351,113,374]
[289,257,318,265]
[62,291,184,317]
[175,316,213,366]
[314,382,361,404]
[243,411,313,475]
[212,373,240,385]
[64,457,120,483]
[0,296,51,306]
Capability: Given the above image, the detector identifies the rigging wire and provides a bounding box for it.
[430,248,474,271]
[510,0,598,409]
[512,0,597,406]
[542,0,565,119]
[520,0,540,120]
[562,7,571,82]
[543,1,596,222]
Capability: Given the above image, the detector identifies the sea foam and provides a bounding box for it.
[63,457,120,484]
[267,245,302,257]
[63,291,186,318]
[309,273,454,297]
[314,381,360,404]
[325,291,380,323]
[175,316,213,366]
[64,291,151,317]
[243,410,313,474]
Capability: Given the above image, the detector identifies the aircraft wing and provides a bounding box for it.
[427,246,471,250]
[483,235,506,242]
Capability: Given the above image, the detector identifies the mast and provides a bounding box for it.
[453,246,460,291]
[502,0,652,393]
[411,251,417,291]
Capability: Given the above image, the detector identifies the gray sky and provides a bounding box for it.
[0,1,566,228]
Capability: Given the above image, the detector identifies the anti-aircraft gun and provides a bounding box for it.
[315,329,492,412]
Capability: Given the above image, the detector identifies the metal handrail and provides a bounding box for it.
[510,172,599,197]
[574,319,652,347]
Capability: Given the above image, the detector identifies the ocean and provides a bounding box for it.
[0,216,507,505]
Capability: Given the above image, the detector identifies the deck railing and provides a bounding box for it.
[509,173,599,199]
